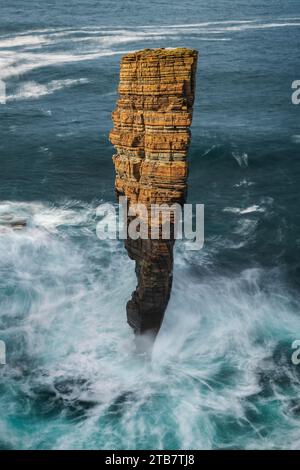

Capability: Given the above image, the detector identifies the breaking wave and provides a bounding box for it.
[0,200,300,449]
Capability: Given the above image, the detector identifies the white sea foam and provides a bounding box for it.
[223,205,265,215]
[0,18,299,81]
[1,199,300,449]
[240,205,264,215]
[0,35,53,49]
[0,200,99,231]
[0,49,133,80]
[234,179,255,188]
[0,24,297,89]
[6,78,89,101]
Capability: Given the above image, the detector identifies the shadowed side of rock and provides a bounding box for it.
[110,48,198,340]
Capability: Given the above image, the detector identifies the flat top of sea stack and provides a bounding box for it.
[122,48,198,62]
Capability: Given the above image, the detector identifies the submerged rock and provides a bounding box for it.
[0,214,27,230]
[110,48,198,341]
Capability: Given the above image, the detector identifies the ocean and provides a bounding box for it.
[0,0,300,450]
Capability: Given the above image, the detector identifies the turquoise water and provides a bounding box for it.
[1,0,300,449]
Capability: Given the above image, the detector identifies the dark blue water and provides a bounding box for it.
[1,0,300,450]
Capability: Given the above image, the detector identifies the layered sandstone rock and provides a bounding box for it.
[110,48,198,340]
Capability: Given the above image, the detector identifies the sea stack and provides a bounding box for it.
[110,48,198,342]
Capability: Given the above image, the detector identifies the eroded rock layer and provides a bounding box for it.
[110,48,198,338]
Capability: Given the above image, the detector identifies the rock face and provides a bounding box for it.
[110,48,198,340]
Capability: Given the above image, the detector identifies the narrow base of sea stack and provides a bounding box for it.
[110,48,198,345]
[125,238,175,336]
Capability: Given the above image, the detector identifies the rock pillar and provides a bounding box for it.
[110,48,198,340]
